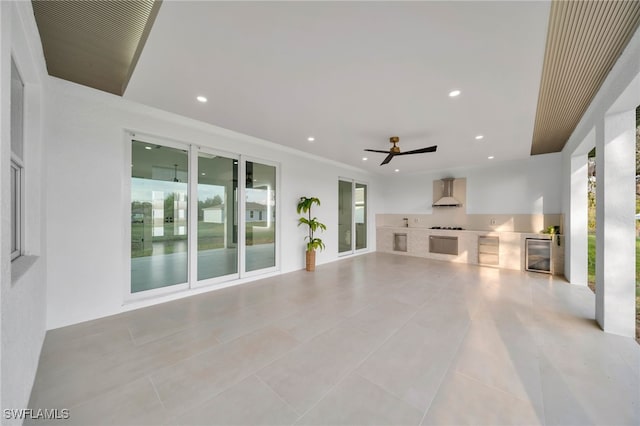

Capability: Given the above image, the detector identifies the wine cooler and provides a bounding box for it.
[525,238,552,274]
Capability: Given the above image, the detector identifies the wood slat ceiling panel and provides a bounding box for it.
[32,0,161,95]
[531,0,640,155]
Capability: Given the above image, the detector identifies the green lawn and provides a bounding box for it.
[131,221,275,258]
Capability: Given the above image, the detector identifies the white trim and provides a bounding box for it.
[238,156,246,276]
[241,156,281,277]
[124,132,282,302]
[10,159,22,261]
[125,132,191,304]
[337,177,370,257]
[122,131,132,304]
[188,143,197,287]
[192,146,241,286]
[354,180,369,253]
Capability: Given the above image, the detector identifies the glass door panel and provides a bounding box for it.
[245,161,276,272]
[355,183,367,250]
[131,141,188,293]
[338,180,353,253]
[197,153,238,281]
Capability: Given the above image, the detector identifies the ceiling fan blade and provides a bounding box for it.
[380,153,395,165]
[364,149,391,154]
[395,145,438,155]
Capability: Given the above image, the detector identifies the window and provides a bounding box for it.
[11,58,24,261]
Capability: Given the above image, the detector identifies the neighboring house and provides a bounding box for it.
[203,205,224,223]
[204,203,273,223]
[246,202,268,222]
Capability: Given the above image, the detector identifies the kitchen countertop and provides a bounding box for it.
[377,226,561,237]
[376,226,564,274]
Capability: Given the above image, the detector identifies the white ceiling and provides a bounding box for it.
[124,1,551,175]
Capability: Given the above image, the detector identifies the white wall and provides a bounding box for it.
[45,78,380,330]
[378,153,563,215]
[1,1,48,420]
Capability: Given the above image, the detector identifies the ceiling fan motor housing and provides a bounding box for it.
[390,136,400,153]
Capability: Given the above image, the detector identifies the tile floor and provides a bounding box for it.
[28,253,640,425]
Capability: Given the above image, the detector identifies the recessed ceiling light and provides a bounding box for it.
[307,136,315,142]
[488,155,495,160]
[394,169,400,173]
[475,135,484,140]
[448,90,461,97]
[362,157,368,161]
[196,95,207,103]
[145,146,152,150]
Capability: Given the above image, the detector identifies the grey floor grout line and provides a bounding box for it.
[254,374,303,421]
[417,318,471,426]
[147,375,168,411]
[354,372,425,415]
[292,296,433,423]
[530,274,550,426]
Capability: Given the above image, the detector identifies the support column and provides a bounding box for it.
[595,109,636,337]
[568,153,588,285]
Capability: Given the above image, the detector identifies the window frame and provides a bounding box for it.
[124,133,281,302]
[338,177,369,256]
[10,157,24,261]
[10,56,25,262]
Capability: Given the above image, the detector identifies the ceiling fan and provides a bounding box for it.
[364,136,437,165]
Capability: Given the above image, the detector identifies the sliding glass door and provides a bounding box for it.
[130,137,279,298]
[245,161,276,272]
[338,179,368,255]
[338,180,353,254]
[355,183,367,250]
[131,140,189,293]
[197,152,238,282]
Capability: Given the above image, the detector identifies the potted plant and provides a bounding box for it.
[297,196,327,271]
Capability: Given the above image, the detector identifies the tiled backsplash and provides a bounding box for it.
[377,213,563,233]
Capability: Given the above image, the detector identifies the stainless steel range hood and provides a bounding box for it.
[433,178,462,207]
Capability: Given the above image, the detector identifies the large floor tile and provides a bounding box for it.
[28,253,640,426]
[450,318,545,412]
[151,325,299,415]
[30,319,224,409]
[172,375,299,425]
[356,321,465,412]
[256,319,392,414]
[539,349,640,425]
[29,377,169,426]
[339,299,419,338]
[422,371,543,425]
[296,373,423,426]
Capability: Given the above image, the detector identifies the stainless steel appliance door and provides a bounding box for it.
[526,238,551,273]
